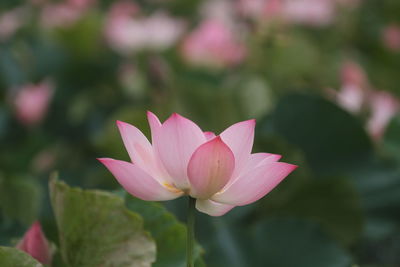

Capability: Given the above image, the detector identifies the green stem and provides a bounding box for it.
[187,196,196,267]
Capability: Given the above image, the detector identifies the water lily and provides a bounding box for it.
[16,221,52,265]
[98,112,297,216]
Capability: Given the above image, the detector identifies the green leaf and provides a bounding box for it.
[49,178,156,267]
[53,11,104,58]
[260,178,363,246]
[383,114,400,162]
[0,177,41,225]
[233,76,274,119]
[125,196,205,267]
[195,215,248,267]
[272,94,373,174]
[0,246,43,267]
[249,218,352,267]
[352,164,400,222]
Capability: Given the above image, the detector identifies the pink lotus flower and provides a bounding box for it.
[181,19,246,68]
[13,81,54,126]
[98,112,297,216]
[16,222,52,265]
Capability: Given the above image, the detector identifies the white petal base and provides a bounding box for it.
[196,199,234,216]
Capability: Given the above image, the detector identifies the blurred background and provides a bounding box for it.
[1,0,400,266]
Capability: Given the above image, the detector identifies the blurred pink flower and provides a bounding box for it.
[68,0,96,9]
[13,81,54,126]
[367,91,399,140]
[143,13,185,50]
[332,61,399,141]
[336,61,368,113]
[201,0,236,27]
[40,0,95,28]
[181,20,246,68]
[105,2,184,54]
[98,112,297,216]
[237,0,267,18]
[31,0,94,7]
[40,5,82,28]
[108,0,139,18]
[281,0,335,26]
[237,0,282,20]
[335,84,364,114]
[264,0,284,17]
[382,24,400,52]
[238,0,336,26]
[16,222,52,265]
[340,60,367,88]
[0,8,26,41]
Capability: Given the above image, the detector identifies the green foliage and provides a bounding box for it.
[0,0,400,266]
[352,164,400,222]
[272,94,373,174]
[194,215,251,267]
[0,177,41,226]
[125,196,204,267]
[194,212,353,267]
[49,178,156,267]
[249,218,352,267]
[261,178,363,247]
[0,247,43,267]
[383,114,400,162]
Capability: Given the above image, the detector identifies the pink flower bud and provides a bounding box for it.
[334,61,368,113]
[13,81,54,127]
[340,61,367,88]
[336,84,365,114]
[367,91,399,141]
[16,222,52,265]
